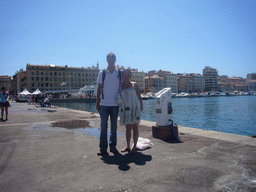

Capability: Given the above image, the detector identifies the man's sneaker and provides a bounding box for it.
[110,147,118,153]
[97,150,107,156]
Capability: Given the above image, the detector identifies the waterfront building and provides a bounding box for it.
[218,82,229,92]
[246,80,256,92]
[11,69,27,95]
[203,66,218,92]
[178,73,205,92]
[26,64,99,93]
[247,73,256,80]
[130,70,146,93]
[145,74,165,93]
[234,84,248,92]
[0,75,12,92]
[157,70,178,93]
[218,76,247,92]
[228,77,245,84]
[194,74,205,92]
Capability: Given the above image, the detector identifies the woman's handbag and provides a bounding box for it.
[116,93,122,105]
[6,101,11,107]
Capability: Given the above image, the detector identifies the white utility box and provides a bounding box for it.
[155,87,173,126]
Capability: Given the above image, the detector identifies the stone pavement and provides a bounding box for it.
[0,101,255,192]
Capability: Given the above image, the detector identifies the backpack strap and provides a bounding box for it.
[118,69,121,82]
[102,69,106,99]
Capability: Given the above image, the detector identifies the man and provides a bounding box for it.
[96,53,121,155]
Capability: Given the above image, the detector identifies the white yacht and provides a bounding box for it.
[71,82,98,99]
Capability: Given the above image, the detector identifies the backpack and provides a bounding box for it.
[102,69,122,99]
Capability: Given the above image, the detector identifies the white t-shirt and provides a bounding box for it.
[96,69,120,106]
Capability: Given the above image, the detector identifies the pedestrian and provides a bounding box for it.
[0,87,10,121]
[96,52,121,155]
[28,95,32,105]
[120,69,143,154]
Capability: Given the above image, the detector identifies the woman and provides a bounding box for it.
[120,69,143,153]
[0,87,10,121]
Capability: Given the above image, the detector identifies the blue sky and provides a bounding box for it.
[1,0,255,78]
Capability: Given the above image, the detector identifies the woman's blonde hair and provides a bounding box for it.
[122,68,132,77]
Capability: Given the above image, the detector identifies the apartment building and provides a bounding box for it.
[145,75,165,93]
[11,69,27,95]
[178,74,205,92]
[26,64,99,92]
[246,80,256,91]
[0,75,12,92]
[157,70,178,93]
[218,76,248,92]
[130,70,146,93]
[203,66,218,92]
[247,73,256,80]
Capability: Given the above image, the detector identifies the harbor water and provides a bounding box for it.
[51,96,256,136]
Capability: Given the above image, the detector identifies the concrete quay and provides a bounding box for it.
[0,102,255,192]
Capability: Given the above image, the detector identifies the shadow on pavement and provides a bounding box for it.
[100,152,152,171]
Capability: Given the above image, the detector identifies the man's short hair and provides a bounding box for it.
[107,52,116,60]
[1,87,6,90]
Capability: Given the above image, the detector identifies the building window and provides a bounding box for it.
[32,83,34,87]
[41,78,43,81]
[46,77,48,81]
[55,77,57,81]
[63,78,65,81]
[70,73,73,76]
[36,77,39,81]
[50,78,52,81]
[46,71,48,75]
[63,72,65,76]
[78,73,80,77]
[41,72,43,75]
[36,71,39,75]
[54,72,57,76]
[41,84,44,87]
[32,72,34,75]
[32,77,34,81]
[59,73,61,76]
[46,83,48,87]
[50,72,52,76]
[82,74,84,77]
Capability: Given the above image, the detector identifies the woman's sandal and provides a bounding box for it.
[121,146,130,152]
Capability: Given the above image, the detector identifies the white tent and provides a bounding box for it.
[18,88,31,95]
[31,88,42,95]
